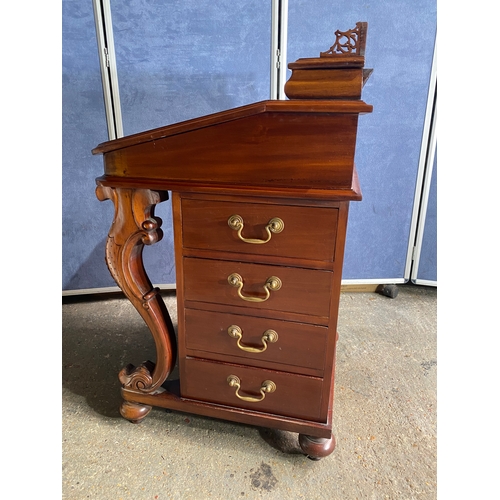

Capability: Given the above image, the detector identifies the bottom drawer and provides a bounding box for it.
[181,357,325,422]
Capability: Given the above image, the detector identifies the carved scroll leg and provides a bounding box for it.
[96,184,177,419]
[298,434,336,461]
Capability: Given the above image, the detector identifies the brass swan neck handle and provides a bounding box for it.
[228,214,284,244]
[227,325,278,353]
[227,273,282,303]
[227,375,276,403]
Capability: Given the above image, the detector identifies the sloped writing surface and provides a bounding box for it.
[94,100,372,194]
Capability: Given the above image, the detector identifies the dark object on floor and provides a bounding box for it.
[377,284,399,299]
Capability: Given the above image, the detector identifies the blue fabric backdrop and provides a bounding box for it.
[287,0,436,280]
[62,0,436,291]
[63,0,116,290]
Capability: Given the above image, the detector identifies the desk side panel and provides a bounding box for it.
[103,112,359,190]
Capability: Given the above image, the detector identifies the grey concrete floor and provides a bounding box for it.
[62,284,436,499]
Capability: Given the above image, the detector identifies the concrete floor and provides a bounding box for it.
[62,284,436,499]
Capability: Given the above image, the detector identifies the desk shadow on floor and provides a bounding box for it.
[62,296,171,419]
[258,428,304,456]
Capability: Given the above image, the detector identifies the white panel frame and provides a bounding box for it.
[411,101,437,285]
[271,0,288,100]
[341,278,406,286]
[92,0,123,139]
[92,0,115,139]
[404,38,437,285]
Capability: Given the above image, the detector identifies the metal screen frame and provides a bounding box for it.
[92,0,123,139]
[404,38,437,285]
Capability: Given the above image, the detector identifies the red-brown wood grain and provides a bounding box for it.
[181,357,325,422]
[92,100,372,155]
[121,385,334,438]
[182,257,333,320]
[184,308,328,377]
[100,112,361,190]
[285,68,363,99]
[93,27,373,459]
[180,197,339,263]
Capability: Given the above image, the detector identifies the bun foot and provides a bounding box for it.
[298,433,336,460]
[120,401,152,423]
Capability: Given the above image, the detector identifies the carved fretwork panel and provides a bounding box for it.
[320,22,367,57]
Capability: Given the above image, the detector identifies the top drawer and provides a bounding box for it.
[181,198,339,262]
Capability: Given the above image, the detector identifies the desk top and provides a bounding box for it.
[93,22,372,201]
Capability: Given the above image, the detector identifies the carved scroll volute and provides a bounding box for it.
[96,184,177,393]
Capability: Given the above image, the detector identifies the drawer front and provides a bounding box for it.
[183,257,332,319]
[184,309,328,375]
[181,357,324,421]
[181,198,338,262]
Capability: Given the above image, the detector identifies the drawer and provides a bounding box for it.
[183,257,332,319]
[181,198,338,262]
[184,309,328,376]
[181,357,324,421]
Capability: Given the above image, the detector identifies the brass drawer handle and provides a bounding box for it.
[228,214,284,244]
[227,273,282,303]
[227,375,276,403]
[227,325,278,353]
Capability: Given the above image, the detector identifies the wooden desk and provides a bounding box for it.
[93,22,372,460]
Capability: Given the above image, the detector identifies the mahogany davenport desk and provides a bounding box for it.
[93,23,372,460]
